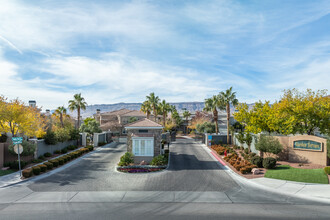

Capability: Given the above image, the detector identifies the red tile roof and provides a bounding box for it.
[125,118,163,128]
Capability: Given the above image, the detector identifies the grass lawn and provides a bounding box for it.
[0,169,15,177]
[265,165,329,184]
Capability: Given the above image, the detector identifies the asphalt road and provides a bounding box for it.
[0,138,330,220]
[28,139,239,192]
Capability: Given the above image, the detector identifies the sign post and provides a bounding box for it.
[12,137,23,177]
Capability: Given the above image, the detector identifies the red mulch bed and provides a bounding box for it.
[210,146,328,180]
[209,146,266,179]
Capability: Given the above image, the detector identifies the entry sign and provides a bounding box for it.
[12,137,23,145]
[208,135,212,146]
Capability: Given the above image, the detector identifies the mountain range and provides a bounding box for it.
[68,102,206,118]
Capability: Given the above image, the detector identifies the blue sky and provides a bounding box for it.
[0,0,329,110]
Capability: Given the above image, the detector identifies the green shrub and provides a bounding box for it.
[66,155,71,161]
[55,128,70,143]
[44,130,57,145]
[263,157,277,169]
[8,160,27,170]
[244,148,249,154]
[22,168,33,178]
[256,135,283,157]
[31,159,43,163]
[38,155,45,160]
[118,152,134,166]
[67,145,76,150]
[54,150,61,154]
[38,164,47,172]
[58,158,64,165]
[49,160,59,167]
[87,145,94,151]
[69,128,80,141]
[150,155,168,166]
[44,152,52,157]
[251,156,263,168]
[61,148,68,154]
[8,140,36,156]
[44,162,53,170]
[61,156,67,163]
[32,166,41,175]
[324,167,330,175]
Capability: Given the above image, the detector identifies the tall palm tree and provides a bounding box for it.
[68,93,87,129]
[182,110,191,134]
[146,92,160,122]
[203,95,225,134]
[141,100,152,119]
[158,100,172,128]
[54,106,67,128]
[219,87,238,144]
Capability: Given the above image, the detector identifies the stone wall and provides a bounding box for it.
[127,128,162,164]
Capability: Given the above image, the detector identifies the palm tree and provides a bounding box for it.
[203,95,225,134]
[158,100,172,128]
[68,93,87,129]
[54,106,67,128]
[219,87,238,144]
[146,92,160,122]
[182,110,191,134]
[141,100,152,119]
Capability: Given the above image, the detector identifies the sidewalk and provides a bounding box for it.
[199,141,330,203]
[0,142,118,188]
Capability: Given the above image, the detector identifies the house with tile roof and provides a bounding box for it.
[94,109,162,135]
[125,118,163,163]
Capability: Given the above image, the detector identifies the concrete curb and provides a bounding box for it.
[0,142,118,189]
[198,141,330,204]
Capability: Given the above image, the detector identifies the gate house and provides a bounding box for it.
[125,118,163,164]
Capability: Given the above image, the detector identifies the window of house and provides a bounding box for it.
[138,129,148,133]
[133,138,154,156]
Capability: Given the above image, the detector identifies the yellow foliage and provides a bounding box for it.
[234,89,330,135]
[0,97,46,137]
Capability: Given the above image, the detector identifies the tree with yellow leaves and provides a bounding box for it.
[0,96,46,137]
[234,89,330,136]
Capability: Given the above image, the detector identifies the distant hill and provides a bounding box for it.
[67,102,206,118]
[65,101,256,118]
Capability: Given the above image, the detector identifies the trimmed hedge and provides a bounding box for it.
[22,168,33,178]
[58,158,64,165]
[251,156,263,168]
[49,160,59,167]
[38,164,47,172]
[32,166,41,175]
[263,157,277,169]
[44,162,53,170]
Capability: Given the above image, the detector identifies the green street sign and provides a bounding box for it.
[12,137,23,145]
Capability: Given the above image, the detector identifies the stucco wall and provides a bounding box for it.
[278,135,327,166]
[275,135,327,166]
[34,140,76,157]
[0,143,4,168]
